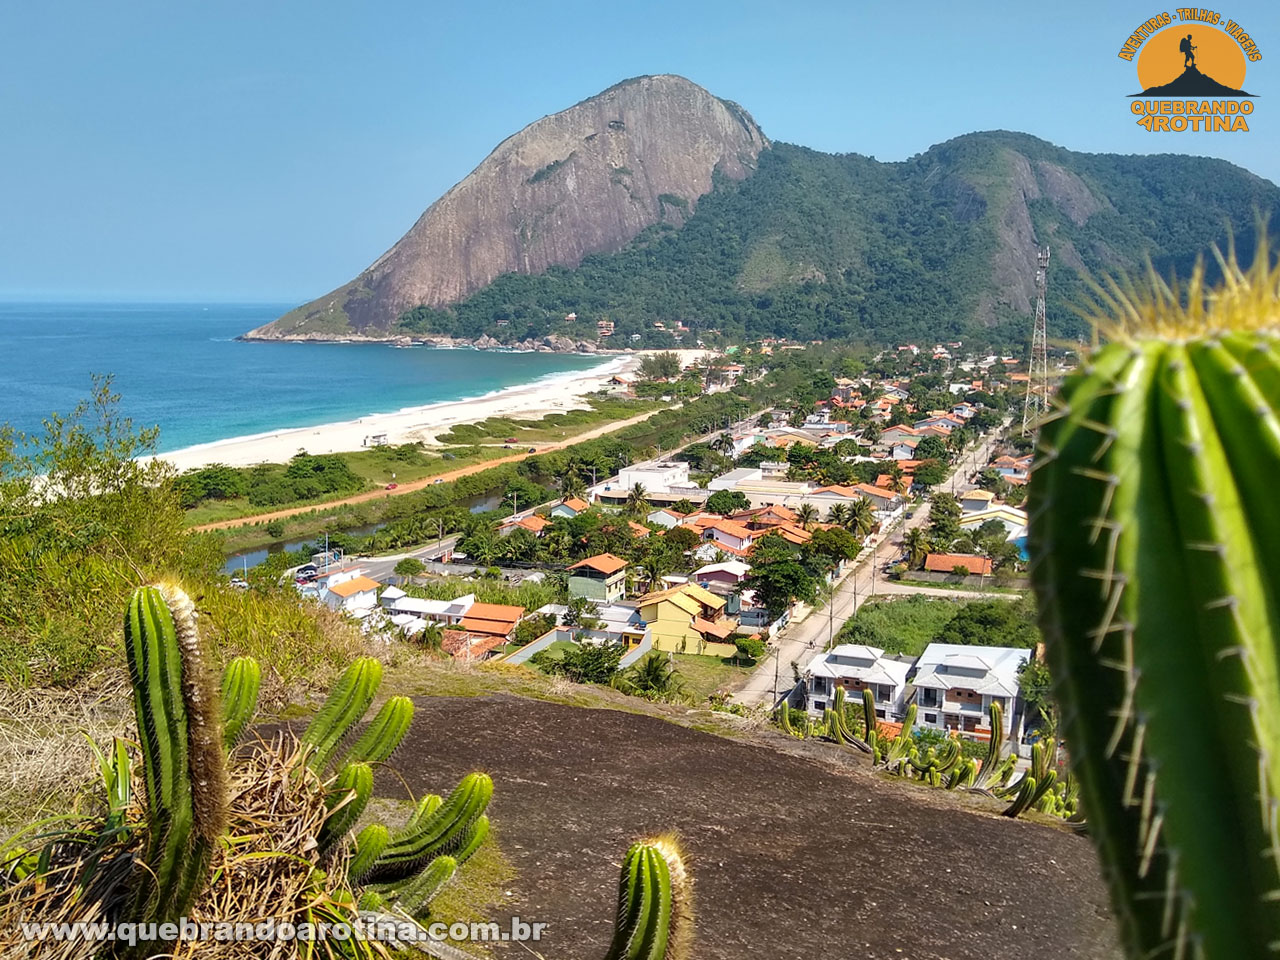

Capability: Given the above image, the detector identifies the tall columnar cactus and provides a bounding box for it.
[318,761,374,853]
[602,838,693,960]
[301,657,383,771]
[970,701,1006,791]
[124,584,229,923]
[880,703,918,773]
[1027,247,1280,958]
[220,656,261,751]
[340,695,415,767]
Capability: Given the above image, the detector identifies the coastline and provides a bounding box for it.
[149,349,705,473]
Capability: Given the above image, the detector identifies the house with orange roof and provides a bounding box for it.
[924,553,994,576]
[567,553,630,603]
[646,507,687,530]
[637,583,735,656]
[550,497,591,519]
[457,602,526,641]
[498,514,551,537]
[323,575,381,614]
[627,520,651,539]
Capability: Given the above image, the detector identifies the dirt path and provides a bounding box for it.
[190,407,669,533]
[389,694,1118,960]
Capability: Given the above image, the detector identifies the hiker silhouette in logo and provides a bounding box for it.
[1180,33,1197,68]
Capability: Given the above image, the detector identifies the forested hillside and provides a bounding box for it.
[398,132,1279,349]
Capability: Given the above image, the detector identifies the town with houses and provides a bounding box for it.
[282,339,1052,760]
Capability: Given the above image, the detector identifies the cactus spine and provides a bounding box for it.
[124,585,228,924]
[220,656,261,751]
[1027,247,1280,959]
[603,838,692,960]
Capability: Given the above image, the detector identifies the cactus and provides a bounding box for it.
[124,584,228,923]
[340,695,414,767]
[947,757,978,790]
[825,690,872,754]
[1002,775,1039,818]
[456,815,490,866]
[318,761,374,853]
[775,704,794,736]
[970,702,1006,791]
[219,656,261,751]
[300,657,382,771]
[393,855,458,919]
[348,823,390,881]
[602,838,693,960]
[860,688,878,751]
[365,773,494,882]
[880,704,918,773]
[1026,248,1280,957]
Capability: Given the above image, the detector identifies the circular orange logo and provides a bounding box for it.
[1137,26,1248,90]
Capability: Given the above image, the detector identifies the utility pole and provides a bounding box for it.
[773,647,780,706]
[1022,246,1051,434]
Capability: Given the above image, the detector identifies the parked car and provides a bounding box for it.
[527,447,537,453]
[505,437,518,443]
[433,478,445,484]
[229,577,249,590]
[385,482,398,490]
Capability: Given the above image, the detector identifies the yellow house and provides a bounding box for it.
[637,583,737,657]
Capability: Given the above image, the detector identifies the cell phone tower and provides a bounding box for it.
[1021,246,1051,435]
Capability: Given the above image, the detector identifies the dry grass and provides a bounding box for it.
[0,734,380,960]
[0,678,133,837]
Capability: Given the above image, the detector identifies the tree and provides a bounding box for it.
[419,621,444,652]
[827,502,849,527]
[511,612,557,647]
[742,533,817,616]
[562,596,602,629]
[394,557,425,579]
[639,551,670,593]
[561,471,587,501]
[903,528,931,569]
[1017,657,1054,727]
[614,652,686,701]
[663,524,701,559]
[934,598,1039,648]
[705,489,749,516]
[914,435,948,461]
[846,498,875,538]
[927,492,962,548]
[532,642,623,684]
[266,521,285,539]
[638,352,681,381]
[625,482,649,515]
[795,503,818,529]
[804,526,860,568]
[912,460,948,488]
[671,498,697,515]
[887,464,907,494]
[733,635,766,661]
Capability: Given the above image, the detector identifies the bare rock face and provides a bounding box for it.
[253,75,768,338]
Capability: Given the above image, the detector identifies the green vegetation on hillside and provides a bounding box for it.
[836,595,1038,657]
[396,134,1280,350]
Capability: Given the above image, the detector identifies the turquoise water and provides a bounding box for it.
[0,302,607,453]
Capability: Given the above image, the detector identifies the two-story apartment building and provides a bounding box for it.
[800,644,911,718]
[909,643,1028,740]
[567,553,630,603]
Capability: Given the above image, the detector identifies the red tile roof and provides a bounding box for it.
[568,553,629,575]
[327,576,381,598]
[924,553,993,575]
[458,602,525,637]
[560,497,591,513]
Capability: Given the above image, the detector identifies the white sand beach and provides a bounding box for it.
[151,349,711,472]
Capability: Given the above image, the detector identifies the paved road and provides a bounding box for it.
[732,424,1011,708]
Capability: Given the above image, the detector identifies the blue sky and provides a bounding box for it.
[1,0,1276,301]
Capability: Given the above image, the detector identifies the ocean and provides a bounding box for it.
[0,302,607,454]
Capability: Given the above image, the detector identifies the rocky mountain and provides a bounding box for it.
[250,77,1280,347]
[249,75,767,339]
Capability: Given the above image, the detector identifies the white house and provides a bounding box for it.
[323,575,381,614]
[390,593,475,625]
[647,507,686,529]
[958,505,1028,540]
[616,460,692,495]
[801,644,911,718]
[379,585,406,609]
[910,643,1029,739]
[960,489,996,513]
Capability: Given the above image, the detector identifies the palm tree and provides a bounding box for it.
[625,482,649,515]
[712,432,735,457]
[640,552,670,593]
[561,471,587,501]
[889,463,907,494]
[903,528,931,569]
[796,503,819,530]
[847,498,875,538]
[419,621,444,652]
[827,502,849,527]
[614,652,686,702]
